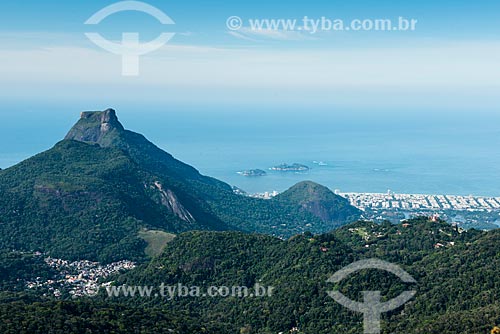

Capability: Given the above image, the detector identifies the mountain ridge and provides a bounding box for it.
[0,109,361,262]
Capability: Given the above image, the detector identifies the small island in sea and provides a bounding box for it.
[237,169,267,177]
[270,163,310,172]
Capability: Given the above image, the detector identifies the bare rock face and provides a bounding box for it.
[153,181,195,224]
[65,109,124,146]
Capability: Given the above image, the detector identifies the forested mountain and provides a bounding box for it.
[0,109,360,262]
[275,180,361,227]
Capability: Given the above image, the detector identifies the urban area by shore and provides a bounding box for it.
[248,190,500,229]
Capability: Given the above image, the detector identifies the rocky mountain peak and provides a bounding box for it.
[65,108,125,146]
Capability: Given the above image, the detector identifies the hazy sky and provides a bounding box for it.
[0,0,499,110]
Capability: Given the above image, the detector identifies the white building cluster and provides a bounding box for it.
[27,257,136,297]
[341,192,500,212]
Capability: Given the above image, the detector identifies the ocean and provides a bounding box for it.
[1,103,499,197]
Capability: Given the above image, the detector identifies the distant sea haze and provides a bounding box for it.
[1,105,499,197]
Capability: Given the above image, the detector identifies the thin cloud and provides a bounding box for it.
[230,28,317,41]
[227,31,258,42]
[0,33,499,108]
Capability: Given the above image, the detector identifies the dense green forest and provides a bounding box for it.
[0,217,498,333]
[105,217,499,333]
[0,293,221,334]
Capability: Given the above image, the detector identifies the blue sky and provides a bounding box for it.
[0,0,499,110]
[2,0,500,36]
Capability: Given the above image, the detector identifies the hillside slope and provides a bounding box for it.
[111,218,499,334]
